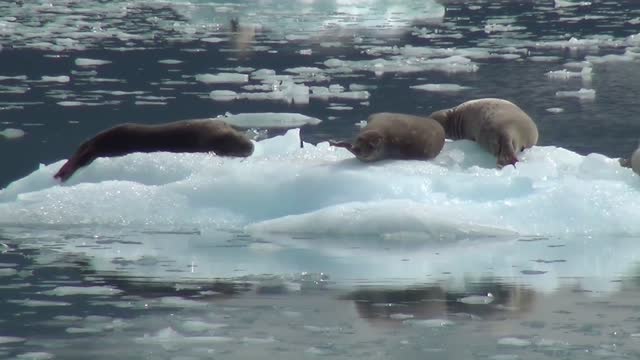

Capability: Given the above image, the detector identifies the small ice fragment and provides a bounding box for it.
[403,319,454,327]
[328,106,353,111]
[242,336,276,344]
[490,355,519,360]
[458,293,494,304]
[158,59,183,64]
[390,313,414,320]
[411,83,470,92]
[497,337,532,347]
[220,112,322,128]
[0,128,25,139]
[181,320,228,332]
[66,327,103,334]
[0,336,26,344]
[75,58,111,67]
[545,67,591,79]
[43,286,123,296]
[41,75,70,83]
[16,352,55,359]
[8,299,70,307]
[158,296,208,308]
[555,88,595,100]
[329,84,345,93]
[355,120,368,128]
[196,73,248,84]
[546,107,564,113]
[285,34,310,41]
[536,338,569,347]
[209,90,238,101]
[299,49,312,55]
[554,0,591,7]
[57,101,84,107]
[201,37,225,43]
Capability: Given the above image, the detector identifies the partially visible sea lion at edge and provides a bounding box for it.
[619,144,640,176]
[329,112,445,162]
[429,98,538,167]
[54,119,254,182]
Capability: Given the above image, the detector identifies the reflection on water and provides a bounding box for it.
[1,226,640,358]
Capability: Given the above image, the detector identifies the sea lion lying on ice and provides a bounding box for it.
[330,112,445,162]
[429,98,538,167]
[54,119,254,182]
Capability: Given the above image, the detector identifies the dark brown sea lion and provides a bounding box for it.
[429,98,538,167]
[54,119,254,182]
[329,112,445,162]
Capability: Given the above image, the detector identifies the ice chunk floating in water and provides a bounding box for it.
[0,129,639,238]
[218,112,322,128]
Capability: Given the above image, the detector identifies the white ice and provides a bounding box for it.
[74,58,111,67]
[0,128,25,139]
[555,88,596,100]
[195,73,249,84]
[1,128,639,239]
[410,83,470,92]
[217,112,322,128]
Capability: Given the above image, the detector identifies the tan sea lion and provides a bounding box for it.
[429,98,538,167]
[619,145,640,176]
[329,112,445,162]
[54,119,254,182]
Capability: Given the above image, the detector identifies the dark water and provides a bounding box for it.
[1,0,640,359]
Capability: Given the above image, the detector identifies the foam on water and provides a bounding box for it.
[1,129,639,239]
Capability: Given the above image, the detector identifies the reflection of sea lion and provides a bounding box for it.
[620,145,640,176]
[329,112,445,162]
[429,98,538,167]
[54,119,254,182]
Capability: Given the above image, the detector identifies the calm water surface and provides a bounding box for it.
[1,0,640,359]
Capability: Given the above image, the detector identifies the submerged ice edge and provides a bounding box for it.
[0,129,639,238]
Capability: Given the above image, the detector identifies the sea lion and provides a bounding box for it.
[429,98,538,167]
[619,145,640,176]
[329,112,445,162]
[54,119,254,182]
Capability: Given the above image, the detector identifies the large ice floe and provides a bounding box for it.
[1,128,639,240]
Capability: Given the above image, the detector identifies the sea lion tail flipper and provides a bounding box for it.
[53,158,79,182]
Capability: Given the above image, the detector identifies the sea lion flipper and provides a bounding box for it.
[329,140,353,150]
[54,158,79,182]
[619,157,631,168]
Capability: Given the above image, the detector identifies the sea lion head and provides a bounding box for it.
[211,132,255,157]
[352,130,385,162]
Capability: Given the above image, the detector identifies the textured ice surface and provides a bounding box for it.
[1,129,639,239]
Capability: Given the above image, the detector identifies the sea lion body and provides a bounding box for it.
[633,147,640,176]
[620,145,640,176]
[54,119,254,182]
[429,98,538,167]
[331,113,445,162]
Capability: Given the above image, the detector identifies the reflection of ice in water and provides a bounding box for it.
[180,0,445,34]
